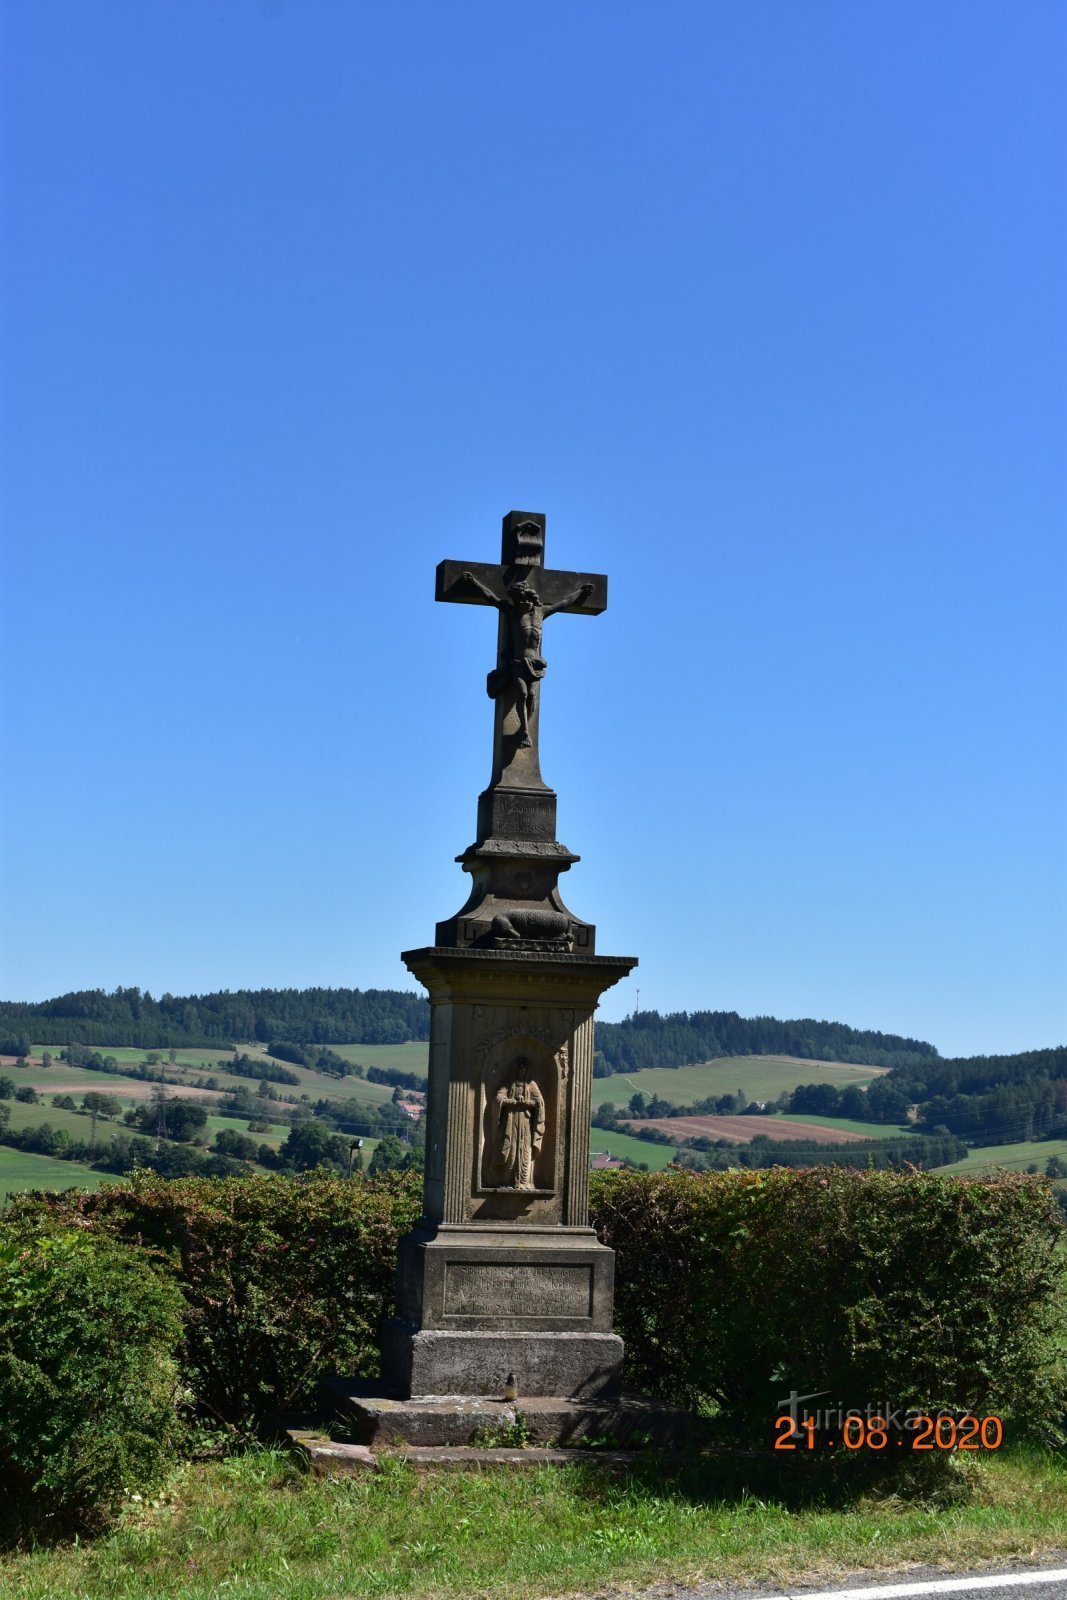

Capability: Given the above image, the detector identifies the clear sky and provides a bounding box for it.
[1,0,1064,1059]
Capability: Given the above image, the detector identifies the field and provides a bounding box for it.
[0,1045,410,1198]
[627,1113,871,1144]
[588,1127,679,1169]
[0,1043,902,1201]
[936,1136,1067,1175]
[0,1145,108,1199]
[19,1045,402,1113]
[2,1098,129,1146]
[767,1111,908,1138]
[590,1053,886,1108]
[317,1041,428,1075]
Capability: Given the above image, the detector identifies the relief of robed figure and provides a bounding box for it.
[493,1056,546,1190]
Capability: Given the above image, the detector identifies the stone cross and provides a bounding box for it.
[436,511,607,791]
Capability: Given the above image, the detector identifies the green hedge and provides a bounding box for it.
[0,1223,184,1537]
[592,1167,1066,1441]
[7,1167,1064,1444]
[5,1170,423,1428]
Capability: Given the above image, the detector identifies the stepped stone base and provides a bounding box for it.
[381,1323,623,1399]
[321,1381,693,1449]
[283,1426,644,1473]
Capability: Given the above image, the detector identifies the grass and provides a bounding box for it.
[766,1112,912,1140]
[937,1136,1067,1175]
[591,1054,886,1109]
[318,1041,429,1075]
[590,1127,679,1169]
[74,1048,238,1067]
[203,1113,286,1144]
[0,1146,108,1199]
[2,1099,133,1144]
[2,1446,1066,1600]
[8,1062,148,1093]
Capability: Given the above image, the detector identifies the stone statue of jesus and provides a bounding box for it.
[461,571,594,748]
[494,1058,546,1190]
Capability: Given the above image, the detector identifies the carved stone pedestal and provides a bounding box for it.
[383,946,634,1400]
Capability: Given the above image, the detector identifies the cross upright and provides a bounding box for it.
[436,511,607,807]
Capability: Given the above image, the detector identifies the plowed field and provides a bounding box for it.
[623,1114,871,1144]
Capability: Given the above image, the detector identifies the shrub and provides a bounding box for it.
[591,1167,1066,1443]
[7,1170,422,1429]
[9,1168,1062,1448]
[0,1222,184,1538]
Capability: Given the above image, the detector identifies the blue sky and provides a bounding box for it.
[1,0,1063,1058]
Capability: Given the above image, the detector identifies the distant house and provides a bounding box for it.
[590,1153,625,1170]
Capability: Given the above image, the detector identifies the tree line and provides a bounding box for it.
[0,985,431,1050]
[786,1049,1067,1145]
[592,1009,938,1076]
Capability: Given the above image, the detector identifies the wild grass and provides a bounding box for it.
[2,1446,1065,1600]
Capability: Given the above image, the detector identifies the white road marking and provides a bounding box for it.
[784,1572,1067,1600]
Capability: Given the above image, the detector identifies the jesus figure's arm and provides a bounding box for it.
[543,581,594,619]
[461,570,503,606]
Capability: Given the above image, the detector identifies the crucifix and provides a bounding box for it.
[436,511,607,795]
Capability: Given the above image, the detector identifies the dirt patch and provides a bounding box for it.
[623,1114,871,1145]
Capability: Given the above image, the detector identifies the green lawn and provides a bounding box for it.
[3,1446,1067,1600]
[591,1054,886,1109]
[0,1146,109,1199]
[589,1128,678,1169]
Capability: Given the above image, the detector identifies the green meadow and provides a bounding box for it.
[0,1145,108,1199]
[588,1127,678,1168]
[763,1111,906,1140]
[2,1099,129,1145]
[591,1054,886,1108]
[937,1136,1067,1175]
[318,1040,429,1075]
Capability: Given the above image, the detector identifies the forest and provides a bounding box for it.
[0,985,431,1050]
[785,1046,1067,1144]
[592,1008,938,1074]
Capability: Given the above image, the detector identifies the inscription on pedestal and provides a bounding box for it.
[444,1262,593,1318]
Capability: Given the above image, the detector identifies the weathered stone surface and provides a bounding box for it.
[327,1389,692,1449]
[383,1445,639,1470]
[284,1428,377,1474]
[433,513,610,951]
[376,511,645,1413]
[400,953,633,1234]
[393,1228,616,1331]
[381,1327,624,1399]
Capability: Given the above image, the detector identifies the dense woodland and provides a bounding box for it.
[0,986,431,1050]
[591,1009,938,1074]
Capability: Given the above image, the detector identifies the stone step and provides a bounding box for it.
[319,1380,694,1449]
[282,1424,651,1474]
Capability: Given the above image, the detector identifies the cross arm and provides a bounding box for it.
[436,559,608,614]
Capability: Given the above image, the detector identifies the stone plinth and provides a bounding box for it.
[383,945,634,1400]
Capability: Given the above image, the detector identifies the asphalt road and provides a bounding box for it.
[634,1563,1067,1600]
